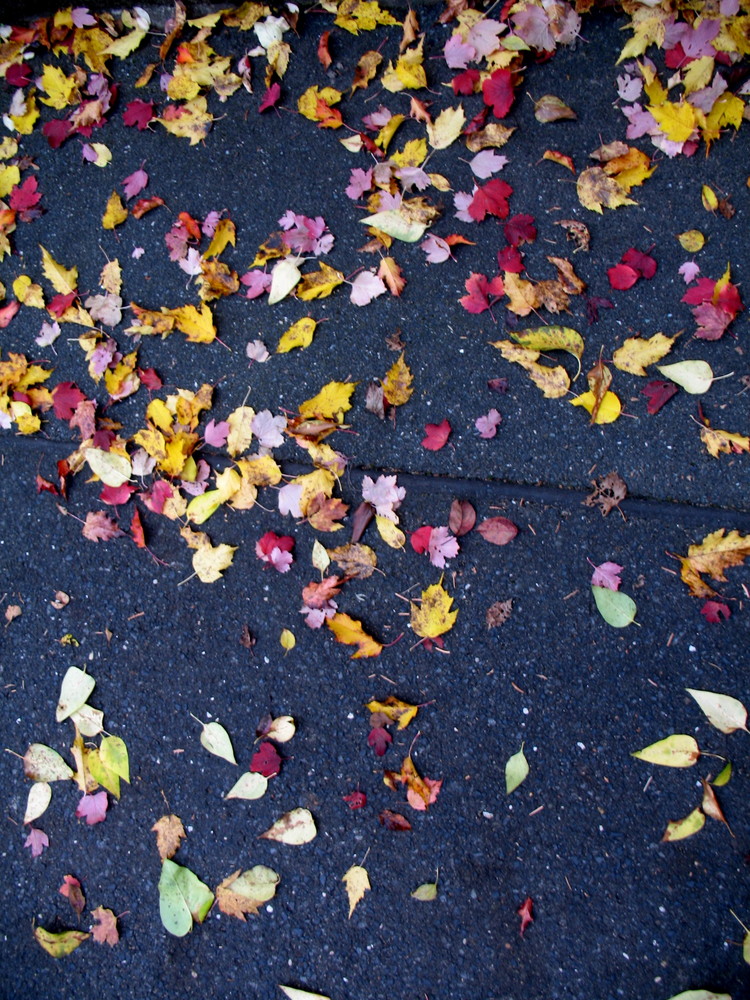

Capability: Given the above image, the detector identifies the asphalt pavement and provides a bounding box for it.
[0,3,749,1000]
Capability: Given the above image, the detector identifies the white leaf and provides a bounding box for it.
[24,781,52,824]
[196,719,236,764]
[85,448,132,488]
[350,271,386,306]
[279,988,331,1000]
[686,688,748,734]
[360,209,427,243]
[56,667,96,722]
[226,772,268,800]
[260,807,317,845]
[268,258,302,305]
[656,360,713,394]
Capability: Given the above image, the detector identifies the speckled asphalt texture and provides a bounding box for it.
[0,4,749,1000]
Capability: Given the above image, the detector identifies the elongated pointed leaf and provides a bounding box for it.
[662,808,706,842]
[411,882,438,900]
[196,720,236,764]
[23,743,74,782]
[505,743,529,794]
[592,586,636,627]
[712,761,732,787]
[34,926,90,957]
[360,209,426,243]
[279,989,331,1000]
[686,688,748,734]
[225,771,268,800]
[632,734,700,767]
[56,667,95,722]
[158,859,214,937]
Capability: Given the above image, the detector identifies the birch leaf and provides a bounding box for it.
[268,258,302,305]
[24,781,52,824]
[656,360,714,394]
[342,864,370,917]
[158,859,214,936]
[24,743,74,782]
[505,743,529,794]
[662,807,706,842]
[279,989,331,1000]
[195,718,236,764]
[411,881,438,900]
[686,689,748,734]
[632,734,700,767]
[226,772,268,800]
[56,667,95,722]
[260,807,317,845]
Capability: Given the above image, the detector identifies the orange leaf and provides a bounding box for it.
[327,612,382,658]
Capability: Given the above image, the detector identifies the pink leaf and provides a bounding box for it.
[345,167,373,200]
[443,34,476,69]
[203,419,229,448]
[240,270,272,299]
[350,270,387,306]
[121,167,148,200]
[477,516,517,545]
[475,408,502,439]
[361,474,405,520]
[24,827,49,857]
[701,600,730,623]
[678,261,700,284]
[421,235,452,264]
[76,791,108,825]
[422,419,451,451]
[427,526,459,568]
[259,82,281,113]
[469,150,508,179]
[590,561,622,591]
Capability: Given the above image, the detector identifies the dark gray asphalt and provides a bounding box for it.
[0,4,748,1000]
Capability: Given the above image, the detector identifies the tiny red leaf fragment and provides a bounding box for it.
[343,790,367,810]
[422,419,452,451]
[379,809,411,831]
[368,727,392,756]
[518,896,534,936]
[641,379,678,415]
[477,517,517,545]
[700,600,731,623]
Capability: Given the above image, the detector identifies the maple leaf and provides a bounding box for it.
[91,907,119,946]
[517,896,534,936]
[378,257,406,296]
[82,511,124,542]
[410,580,457,640]
[24,827,49,857]
[256,531,294,572]
[250,741,282,778]
[422,419,451,451]
[482,68,515,118]
[590,561,622,591]
[343,790,367,809]
[152,814,186,862]
[475,409,502,439]
[583,472,627,517]
[459,272,504,314]
[577,167,636,213]
[361,475,405,521]
[350,270,387,306]
[641,379,679,415]
[468,179,513,222]
[123,99,154,129]
[76,790,108,825]
[368,727,392,756]
[327,612,382,658]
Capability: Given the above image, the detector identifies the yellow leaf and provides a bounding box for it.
[701,184,718,212]
[676,230,705,253]
[226,405,255,457]
[612,331,678,376]
[427,106,465,150]
[327,543,377,579]
[9,92,39,134]
[87,142,112,168]
[678,528,750,598]
[298,381,357,422]
[382,38,426,92]
[465,124,515,151]
[376,514,405,549]
[603,147,655,192]
[100,259,122,295]
[171,303,216,343]
[102,191,128,230]
[700,424,750,459]
[13,275,45,308]
[374,113,404,152]
[292,468,336,516]
[410,580,457,640]
[297,86,342,121]
[34,926,90,957]
[180,527,237,583]
[382,352,413,406]
[365,696,419,729]
[203,218,236,259]
[152,814,187,862]
[342,865,370,918]
[681,56,714,95]
[616,9,668,62]
[0,164,20,198]
[649,100,697,143]
[335,0,398,34]
[38,64,79,109]
[234,454,282,487]
[577,167,637,213]
[277,317,318,354]
[511,326,584,379]
[102,27,146,58]
[40,245,78,296]
[280,628,296,652]
[704,92,744,133]
[158,97,213,145]
[491,340,570,399]
[662,807,705,842]
[297,263,345,301]
[570,390,621,424]
[326,612,382,658]
[389,138,427,168]
[351,50,382,93]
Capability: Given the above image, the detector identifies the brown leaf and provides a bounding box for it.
[448,499,476,537]
[486,599,513,629]
[477,517,518,546]
[91,906,119,946]
[152,814,186,861]
[350,502,374,543]
[385,328,405,351]
[327,543,377,579]
[82,511,124,542]
[556,219,590,252]
[306,493,349,532]
[583,471,627,516]
[365,383,385,419]
[59,875,85,916]
[701,778,733,835]
[379,809,412,831]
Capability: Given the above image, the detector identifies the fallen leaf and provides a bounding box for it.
[195,718,236,764]
[517,896,534,936]
[216,866,279,920]
[656,360,713,394]
[632,734,700,767]
[158,859,214,937]
[279,988,331,1000]
[411,881,438,901]
[260,808,317,845]
[34,926,90,957]
[343,864,370,917]
[152,814,186,861]
[686,689,748,734]
[327,612,382,658]
[506,743,529,794]
[379,809,411,831]
[56,666,95,723]
[24,743,73,782]
[592,586,636,627]
[678,529,750,598]
[226,772,268,800]
[59,875,85,916]
[410,580,458,640]
[91,907,119,946]
[422,419,451,450]
[486,599,513,629]
[477,517,517,546]
[583,472,627,516]
[662,807,706,842]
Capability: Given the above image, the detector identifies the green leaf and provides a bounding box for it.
[360,209,427,243]
[686,688,748,734]
[225,771,268,800]
[712,761,732,787]
[158,859,214,937]
[23,743,74,782]
[656,360,714,394]
[592,586,637,628]
[411,882,438,901]
[662,807,706,842]
[56,667,95,722]
[34,926,90,957]
[99,735,130,783]
[505,742,529,794]
[743,930,750,966]
[632,734,700,767]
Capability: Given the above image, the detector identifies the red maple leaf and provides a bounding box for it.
[368,727,392,756]
[692,303,732,340]
[459,272,504,314]
[641,379,678,415]
[410,525,433,553]
[422,419,452,451]
[452,68,480,95]
[250,741,282,777]
[52,382,87,421]
[518,896,534,936]
[256,531,295,572]
[504,214,536,246]
[468,179,513,221]
[681,278,716,306]
[621,247,657,279]
[482,68,515,118]
[75,791,108,825]
[497,245,524,272]
[700,600,731,623]
[9,176,42,221]
[259,83,281,113]
[42,118,74,149]
[607,263,639,290]
[343,790,367,809]
[122,99,155,129]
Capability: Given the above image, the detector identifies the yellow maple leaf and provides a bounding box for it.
[158,97,213,144]
[616,7,669,62]
[180,527,237,583]
[40,245,78,296]
[0,164,20,198]
[612,332,678,376]
[235,455,282,487]
[102,191,128,230]
[700,423,750,459]
[298,381,357,422]
[297,85,342,121]
[296,263,345,300]
[351,50,382,94]
[8,91,39,134]
[382,352,413,406]
[427,106,465,150]
[170,303,216,343]
[382,38,426,92]
[342,865,370,918]
[334,0,398,34]
[389,138,427,168]
[327,612,382,658]
[365,695,419,730]
[649,100,697,143]
[277,317,318,354]
[226,405,255,458]
[38,64,80,109]
[203,218,236,259]
[410,580,457,640]
[603,147,655,192]
[577,167,637,213]
[678,529,750,598]
[374,113,405,152]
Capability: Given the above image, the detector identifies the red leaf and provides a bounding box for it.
[52,382,87,421]
[468,179,513,222]
[379,809,411,831]
[681,277,716,306]
[641,379,678,415]
[448,499,476,536]
[131,196,165,219]
[130,508,147,549]
[6,63,31,87]
[692,303,732,340]
[504,214,536,247]
[48,291,77,318]
[250,741,282,777]
[317,30,332,70]
[700,600,731,623]
[517,896,534,936]
[36,474,59,496]
[452,68,480,95]
[459,272,504,314]
[586,295,615,323]
[137,367,162,391]
[497,245,524,272]
[0,302,20,327]
[59,875,85,915]
[482,68,515,118]
[368,727,392,756]
[410,525,433,554]
[343,790,367,809]
[621,247,657,279]
[76,791,108,825]
[607,263,639,290]
[477,516,517,545]
[123,99,155,129]
[259,82,281,113]
[422,419,451,451]
[100,483,136,506]
[10,175,42,218]
[42,118,74,149]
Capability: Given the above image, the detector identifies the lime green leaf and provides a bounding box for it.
[505,743,529,794]
[411,881,438,900]
[158,859,214,936]
[99,735,130,783]
[712,761,732,787]
[632,734,700,767]
[592,586,637,627]
[34,926,90,957]
[662,808,706,842]
[664,992,732,1000]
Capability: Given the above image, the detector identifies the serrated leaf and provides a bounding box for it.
[632,734,700,767]
[226,771,268,800]
[686,689,748,734]
[662,807,706,842]
[23,743,74,782]
[260,807,317,845]
[152,814,186,862]
[327,613,382,658]
[592,586,636,627]
[342,864,370,917]
[56,667,95,722]
[612,332,678,376]
[410,580,457,640]
[24,781,52,824]
[40,245,77,296]
[195,719,236,765]
[505,743,529,794]
[158,859,214,936]
[216,866,279,920]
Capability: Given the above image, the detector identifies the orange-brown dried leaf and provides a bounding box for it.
[152,813,186,861]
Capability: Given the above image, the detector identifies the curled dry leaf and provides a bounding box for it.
[583,472,627,517]
[486,599,513,629]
